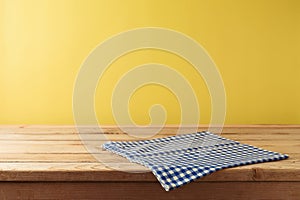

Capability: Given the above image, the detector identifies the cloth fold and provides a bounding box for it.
[103,131,288,191]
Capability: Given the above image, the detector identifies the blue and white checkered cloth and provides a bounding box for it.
[102,131,288,191]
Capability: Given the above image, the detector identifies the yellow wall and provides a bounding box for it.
[0,0,299,125]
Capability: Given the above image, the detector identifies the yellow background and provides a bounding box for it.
[0,0,299,125]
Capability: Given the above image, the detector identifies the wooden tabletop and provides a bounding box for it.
[0,125,299,183]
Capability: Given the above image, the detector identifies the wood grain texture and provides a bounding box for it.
[0,182,299,200]
[0,125,299,199]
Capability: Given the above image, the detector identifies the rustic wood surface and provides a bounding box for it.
[0,125,299,199]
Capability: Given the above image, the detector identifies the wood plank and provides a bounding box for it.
[0,139,298,145]
[0,162,299,182]
[0,181,299,200]
[0,154,298,177]
[0,153,98,162]
[0,152,298,163]
[0,133,300,142]
[0,158,299,182]
[1,125,299,135]
[0,125,298,185]
[0,143,297,153]
[0,132,300,141]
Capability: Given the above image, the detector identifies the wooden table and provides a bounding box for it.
[0,125,299,199]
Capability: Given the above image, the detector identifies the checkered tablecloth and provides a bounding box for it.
[102,131,288,191]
